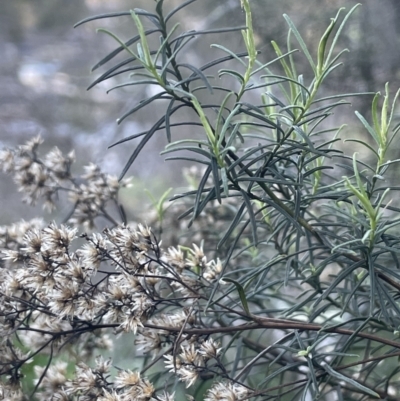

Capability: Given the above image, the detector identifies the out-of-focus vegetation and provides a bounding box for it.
[1,0,400,224]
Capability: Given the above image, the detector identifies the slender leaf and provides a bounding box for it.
[321,362,380,398]
[283,14,316,73]
[118,115,165,180]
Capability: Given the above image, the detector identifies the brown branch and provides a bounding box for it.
[335,350,400,372]
[144,317,400,349]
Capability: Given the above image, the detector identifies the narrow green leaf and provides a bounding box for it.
[237,177,301,187]
[371,92,381,138]
[218,105,240,148]
[199,51,249,73]
[192,187,217,222]
[191,165,212,222]
[225,123,241,149]
[231,337,243,378]
[218,69,245,85]
[118,115,165,181]
[211,44,247,66]
[252,49,298,76]
[325,4,361,66]
[313,260,364,307]
[165,99,175,143]
[261,74,311,95]
[218,202,246,249]
[271,40,293,78]
[157,188,173,212]
[133,8,161,29]
[211,157,221,204]
[93,29,160,71]
[154,22,181,63]
[313,92,375,104]
[130,10,153,66]
[155,0,165,17]
[74,12,131,28]
[215,92,235,143]
[165,0,196,22]
[109,118,195,149]
[303,165,333,179]
[381,82,390,135]
[221,167,230,198]
[343,139,379,158]
[283,14,316,73]
[317,14,337,74]
[106,80,159,93]
[321,362,380,398]
[239,189,258,246]
[220,277,251,315]
[169,26,247,46]
[161,145,213,160]
[287,29,298,79]
[355,111,380,145]
[164,156,209,165]
[177,63,214,94]
[87,58,137,90]
[388,88,400,129]
[117,92,170,125]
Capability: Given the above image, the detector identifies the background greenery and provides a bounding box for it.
[1,0,400,222]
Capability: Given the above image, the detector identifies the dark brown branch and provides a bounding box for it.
[144,317,400,349]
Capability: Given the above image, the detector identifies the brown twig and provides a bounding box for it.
[144,317,400,349]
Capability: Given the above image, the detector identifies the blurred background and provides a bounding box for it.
[1,0,400,223]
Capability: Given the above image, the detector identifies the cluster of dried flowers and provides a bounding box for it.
[0,139,252,401]
[0,136,129,229]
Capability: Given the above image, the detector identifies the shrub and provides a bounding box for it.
[1,1,400,400]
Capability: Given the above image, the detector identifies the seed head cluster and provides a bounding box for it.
[0,136,129,229]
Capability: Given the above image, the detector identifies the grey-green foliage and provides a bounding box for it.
[77,1,400,399]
